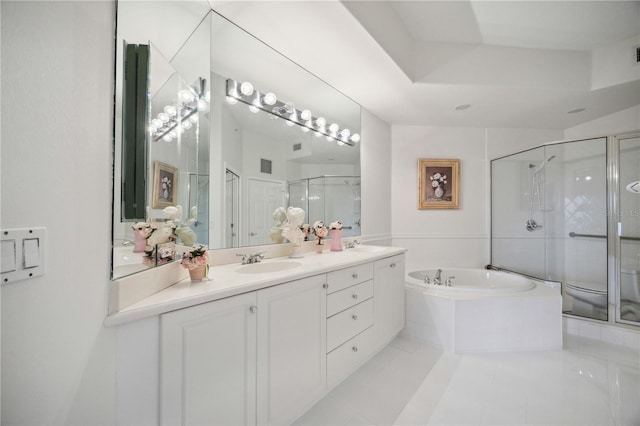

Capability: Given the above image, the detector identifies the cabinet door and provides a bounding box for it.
[257,274,327,425]
[160,292,257,426]
[374,254,406,348]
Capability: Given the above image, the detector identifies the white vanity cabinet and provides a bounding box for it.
[160,292,258,426]
[256,274,327,425]
[374,254,406,348]
[160,275,327,426]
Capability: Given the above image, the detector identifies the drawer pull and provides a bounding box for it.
[249,306,258,314]
[390,263,396,268]
[322,283,329,289]
[352,346,358,352]
[352,314,358,320]
[352,294,358,300]
[352,273,358,279]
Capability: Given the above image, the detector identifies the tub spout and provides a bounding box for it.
[434,269,442,285]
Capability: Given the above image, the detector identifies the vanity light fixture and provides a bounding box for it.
[150,78,209,142]
[225,78,360,146]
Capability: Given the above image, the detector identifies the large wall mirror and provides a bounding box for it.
[112,1,361,280]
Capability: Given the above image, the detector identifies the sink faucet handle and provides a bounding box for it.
[445,276,455,286]
[423,274,431,284]
[237,253,250,264]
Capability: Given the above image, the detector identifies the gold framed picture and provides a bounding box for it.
[418,158,460,209]
[152,161,178,209]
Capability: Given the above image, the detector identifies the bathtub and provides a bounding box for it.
[407,268,536,295]
[404,268,562,353]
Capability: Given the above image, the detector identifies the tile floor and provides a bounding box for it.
[294,334,640,425]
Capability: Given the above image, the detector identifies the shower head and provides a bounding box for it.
[531,155,556,173]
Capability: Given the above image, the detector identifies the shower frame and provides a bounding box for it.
[490,131,640,328]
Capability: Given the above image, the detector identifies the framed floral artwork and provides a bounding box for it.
[152,161,178,208]
[418,158,460,209]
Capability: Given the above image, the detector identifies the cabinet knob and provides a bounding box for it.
[352,294,358,300]
[352,273,358,279]
[352,314,358,320]
[322,283,329,289]
[390,263,396,268]
[352,346,358,352]
[249,306,258,313]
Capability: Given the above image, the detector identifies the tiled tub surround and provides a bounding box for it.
[405,268,562,353]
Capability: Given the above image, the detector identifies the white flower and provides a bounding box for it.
[431,180,439,188]
[163,205,182,220]
[433,173,441,180]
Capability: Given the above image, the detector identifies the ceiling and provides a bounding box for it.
[211,0,640,130]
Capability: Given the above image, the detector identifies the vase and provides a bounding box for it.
[315,242,324,253]
[133,229,147,252]
[189,266,207,282]
[329,229,343,251]
[435,185,444,198]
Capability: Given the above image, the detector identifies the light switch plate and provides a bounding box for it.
[1,227,46,284]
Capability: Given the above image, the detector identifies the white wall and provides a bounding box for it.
[564,105,640,140]
[1,2,116,424]
[390,126,562,272]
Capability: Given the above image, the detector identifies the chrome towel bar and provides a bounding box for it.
[569,232,640,242]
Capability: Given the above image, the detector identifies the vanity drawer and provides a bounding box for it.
[327,326,375,388]
[327,298,374,352]
[326,263,374,294]
[327,280,374,317]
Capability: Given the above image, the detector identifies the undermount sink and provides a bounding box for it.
[235,261,303,274]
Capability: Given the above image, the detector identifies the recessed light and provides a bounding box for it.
[455,104,471,111]
[568,108,586,114]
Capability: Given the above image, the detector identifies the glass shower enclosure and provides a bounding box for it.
[288,176,361,238]
[491,134,639,326]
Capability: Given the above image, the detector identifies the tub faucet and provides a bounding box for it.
[434,269,442,285]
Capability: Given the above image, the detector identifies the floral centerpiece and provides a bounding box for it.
[312,221,328,248]
[131,222,154,252]
[181,245,209,282]
[429,172,448,198]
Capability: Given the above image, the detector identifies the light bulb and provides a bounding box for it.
[326,136,335,142]
[177,125,185,134]
[263,92,277,105]
[163,135,173,142]
[286,120,295,127]
[305,120,313,128]
[314,131,322,138]
[249,105,259,114]
[197,98,209,112]
[350,133,361,143]
[301,110,312,121]
[289,112,298,122]
[182,120,192,129]
[168,130,177,138]
[329,123,339,133]
[226,96,238,105]
[240,81,254,96]
[253,98,262,108]
[340,128,351,139]
[337,140,346,146]
[189,114,199,124]
[316,117,326,127]
[179,90,195,102]
[164,105,177,116]
[151,118,163,129]
[158,113,170,123]
[301,126,310,133]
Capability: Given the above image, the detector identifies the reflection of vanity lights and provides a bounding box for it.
[225,79,360,146]
[149,80,210,142]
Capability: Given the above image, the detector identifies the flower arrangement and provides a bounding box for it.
[312,221,328,244]
[301,224,311,241]
[329,221,343,230]
[429,172,448,198]
[429,172,447,188]
[180,245,208,271]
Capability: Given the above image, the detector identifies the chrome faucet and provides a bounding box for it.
[445,276,455,286]
[344,239,361,249]
[237,251,266,265]
[433,269,442,285]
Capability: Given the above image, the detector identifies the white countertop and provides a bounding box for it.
[105,246,406,327]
